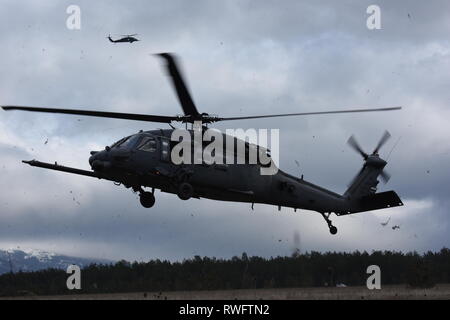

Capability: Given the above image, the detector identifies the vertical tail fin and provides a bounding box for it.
[344,158,385,199]
[340,154,403,214]
[344,132,391,199]
[337,131,403,215]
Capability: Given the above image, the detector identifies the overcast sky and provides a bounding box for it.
[0,0,449,261]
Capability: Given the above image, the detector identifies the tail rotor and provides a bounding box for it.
[346,130,392,185]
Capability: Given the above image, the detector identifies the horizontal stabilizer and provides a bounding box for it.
[23,160,104,179]
[337,190,403,215]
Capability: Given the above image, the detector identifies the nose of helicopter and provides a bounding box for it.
[89,150,100,166]
[89,150,112,171]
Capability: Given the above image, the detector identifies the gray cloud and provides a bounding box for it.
[0,0,449,261]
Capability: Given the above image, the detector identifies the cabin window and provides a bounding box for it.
[138,137,157,152]
[161,138,170,161]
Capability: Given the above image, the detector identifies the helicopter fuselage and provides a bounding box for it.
[88,129,352,214]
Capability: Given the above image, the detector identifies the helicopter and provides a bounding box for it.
[107,34,139,43]
[2,53,403,234]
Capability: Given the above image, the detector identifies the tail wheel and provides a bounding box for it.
[177,182,193,200]
[139,192,155,208]
[329,226,338,235]
[320,212,338,235]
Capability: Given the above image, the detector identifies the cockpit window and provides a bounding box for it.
[110,137,127,148]
[138,137,157,152]
[115,135,141,149]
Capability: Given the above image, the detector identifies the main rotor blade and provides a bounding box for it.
[217,107,402,121]
[2,106,177,123]
[157,53,200,117]
[373,130,391,154]
[347,135,368,159]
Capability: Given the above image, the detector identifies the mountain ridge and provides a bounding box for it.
[0,249,112,275]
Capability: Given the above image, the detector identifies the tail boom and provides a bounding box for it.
[338,190,403,215]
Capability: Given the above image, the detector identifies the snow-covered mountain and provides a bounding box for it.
[0,249,112,275]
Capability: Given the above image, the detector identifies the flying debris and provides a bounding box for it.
[292,230,301,257]
[381,217,391,227]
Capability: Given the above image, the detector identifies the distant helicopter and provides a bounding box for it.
[2,53,403,234]
[107,34,139,43]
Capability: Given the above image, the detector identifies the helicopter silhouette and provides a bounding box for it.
[107,34,139,43]
[2,53,403,234]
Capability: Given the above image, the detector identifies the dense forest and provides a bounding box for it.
[0,248,449,296]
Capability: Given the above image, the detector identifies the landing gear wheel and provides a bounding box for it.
[139,192,155,208]
[177,182,193,200]
[320,212,338,235]
[329,226,338,235]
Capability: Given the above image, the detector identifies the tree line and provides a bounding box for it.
[0,248,449,296]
